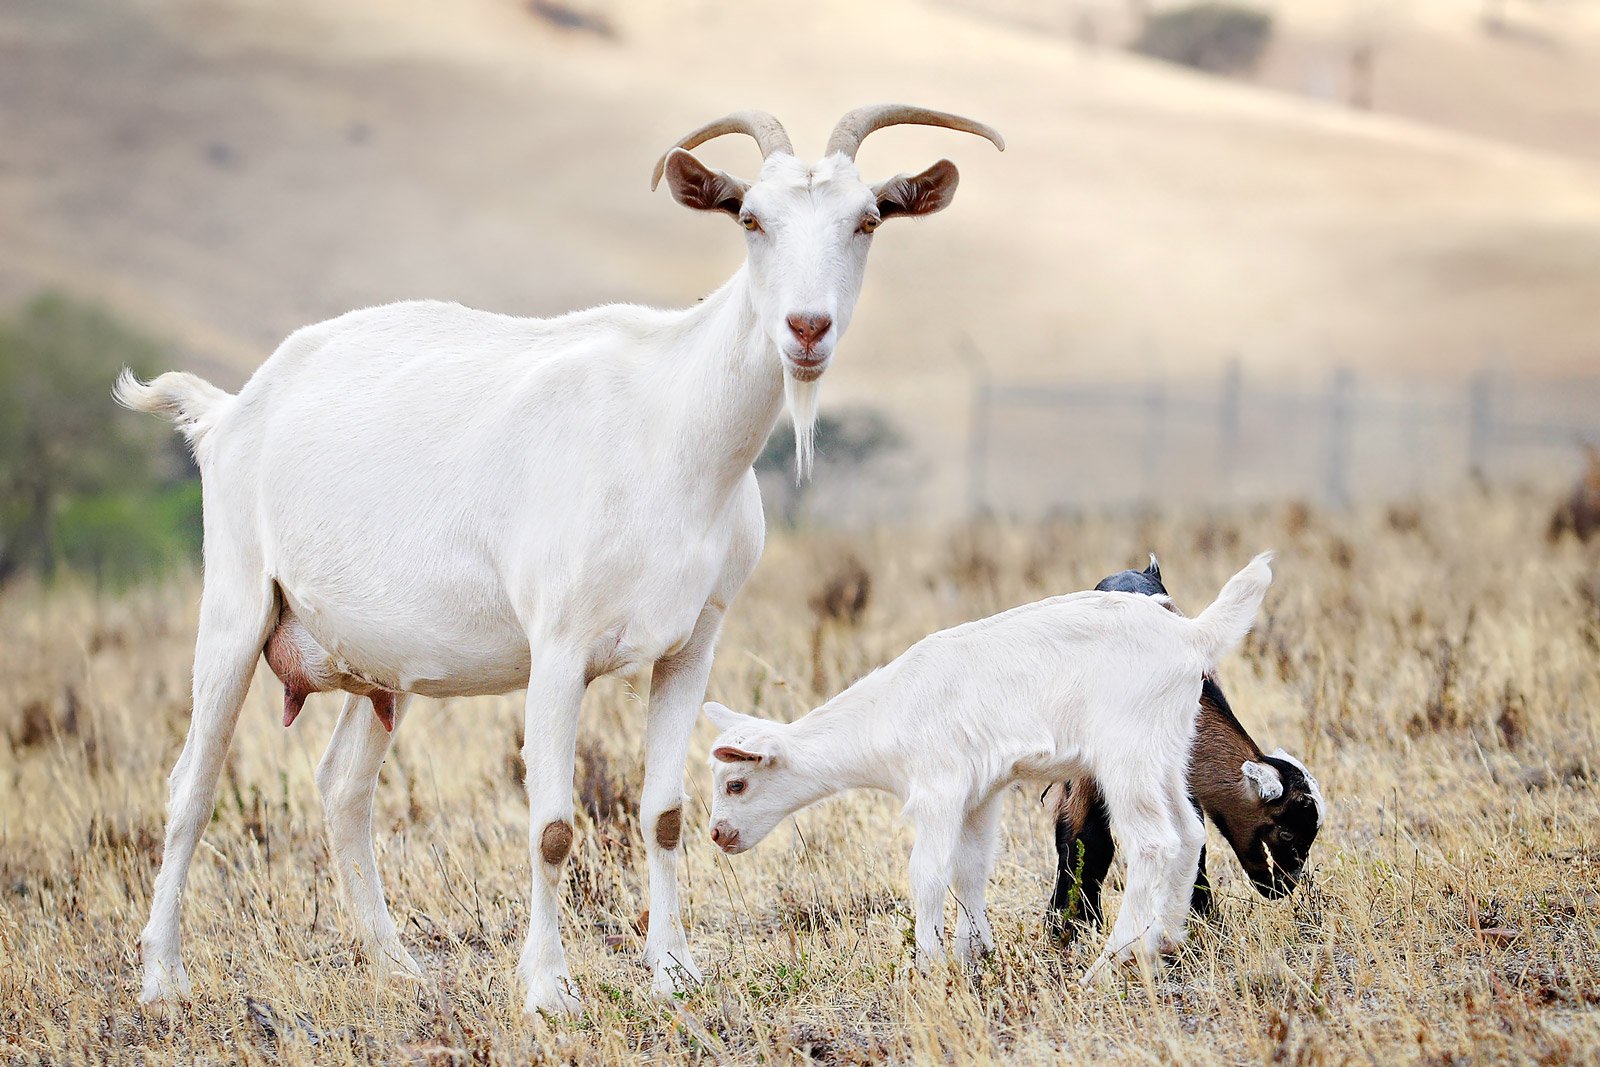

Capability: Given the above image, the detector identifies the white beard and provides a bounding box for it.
[783,371,821,482]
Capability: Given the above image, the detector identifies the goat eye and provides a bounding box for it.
[726,780,746,795]
[857,216,880,234]
[740,216,761,233]
[1276,828,1295,844]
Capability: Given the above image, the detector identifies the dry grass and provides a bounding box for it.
[2,490,1598,1064]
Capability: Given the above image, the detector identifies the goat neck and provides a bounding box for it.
[654,266,786,496]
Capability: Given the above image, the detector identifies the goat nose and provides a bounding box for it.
[711,825,725,847]
[786,313,832,347]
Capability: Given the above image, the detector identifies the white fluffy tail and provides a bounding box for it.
[113,369,233,452]
[1189,552,1274,670]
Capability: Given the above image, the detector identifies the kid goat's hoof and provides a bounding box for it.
[524,975,583,1018]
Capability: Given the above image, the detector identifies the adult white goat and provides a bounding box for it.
[116,105,1002,1016]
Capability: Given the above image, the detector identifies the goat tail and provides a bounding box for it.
[113,369,233,452]
[1188,551,1273,670]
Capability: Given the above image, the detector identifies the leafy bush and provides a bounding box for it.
[0,293,200,585]
[1130,3,1273,76]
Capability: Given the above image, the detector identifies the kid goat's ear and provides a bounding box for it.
[1241,760,1285,802]
[703,700,746,731]
[712,744,768,764]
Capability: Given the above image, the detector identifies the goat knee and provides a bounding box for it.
[539,820,574,866]
[653,806,682,851]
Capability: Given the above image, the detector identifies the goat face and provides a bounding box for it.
[664,150,961,385]
[657,107,999,399]
[702,701,806,854]
[1232,750,1324,897]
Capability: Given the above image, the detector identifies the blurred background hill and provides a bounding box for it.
[1,0,1597,540]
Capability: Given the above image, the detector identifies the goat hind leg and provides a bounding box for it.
[1081,775,1183,986]
[952,795,1002,965]
[140,570,273,1003]
[908,802,963,973]
[316,691,421,981]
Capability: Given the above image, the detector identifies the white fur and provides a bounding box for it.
[115,140,966,1015]
[1241,760,1284,802]
[706,553,1274,984]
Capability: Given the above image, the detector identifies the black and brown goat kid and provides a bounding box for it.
[1045,557,1325,941]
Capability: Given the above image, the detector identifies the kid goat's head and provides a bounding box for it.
[652,105,1003,473]
[701,700,812,854]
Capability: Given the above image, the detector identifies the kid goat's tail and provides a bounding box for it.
[113,369,233,455]
[1189,551,1274,671]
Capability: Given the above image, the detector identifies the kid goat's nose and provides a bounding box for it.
[786,313,832,349]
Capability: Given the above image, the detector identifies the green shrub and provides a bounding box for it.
[1131,3,1274,76]
[0,292,200,585]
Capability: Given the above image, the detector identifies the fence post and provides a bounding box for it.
[1218,359,1241,498]
[1324,367,1353,508]
[1468,369,1493,481]
[1142,378,1166,504]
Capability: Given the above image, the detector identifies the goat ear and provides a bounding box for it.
[703,701,748,731]
[712,745,767,764]
[663,149,749,218]
[1145,554,1161,581]
[872,159,960,220]
[1241,761,1284,802]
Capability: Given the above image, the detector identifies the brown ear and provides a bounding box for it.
[712,745,764,764]
[663,149,750,218]
[872,159,960,220]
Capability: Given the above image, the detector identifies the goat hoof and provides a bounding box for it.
[376,945,426,984]
[524,975,583,1018]
[139,961,192,1005]
[648,950,704,998]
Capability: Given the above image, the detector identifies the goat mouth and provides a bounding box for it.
[1250,872,1297,899]
[784,354,829,383]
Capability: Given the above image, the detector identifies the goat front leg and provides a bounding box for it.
[316,691,420,982]
[641,606,723,997]
[907,798,963,973]
[141,563,274,1003]
[1187,796,1214,919]
[1047,778,1116,943]
[952,794,1003,966]
[518,651,588,1016]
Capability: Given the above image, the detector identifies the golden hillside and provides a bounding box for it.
[2,0,1597,492]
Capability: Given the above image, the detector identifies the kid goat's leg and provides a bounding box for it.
[517,650,588,1016]
[952,794,1003,965]
[1047,778,1116,941]
[908,800,963,972]
[316,692,420,980]
[642,606,724,996]
[1083,766,1191,985]
[140,562,274,1003]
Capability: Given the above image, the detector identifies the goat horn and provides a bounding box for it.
[825,104,1004,161]
[650,110,794,190]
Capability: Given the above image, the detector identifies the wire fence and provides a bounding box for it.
[965,362,1600,517]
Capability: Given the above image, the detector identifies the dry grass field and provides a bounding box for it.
[3,490,1598,1064]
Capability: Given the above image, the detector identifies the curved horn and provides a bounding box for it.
[825,104,1004,161]
[650,110,794,190]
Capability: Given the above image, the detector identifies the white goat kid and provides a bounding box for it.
[116,105,1003,1016]
[705,554,1275,983]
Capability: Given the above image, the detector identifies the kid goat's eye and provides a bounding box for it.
[740,216,761,232]
[726,780,746,795]
[857,216,880,234]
